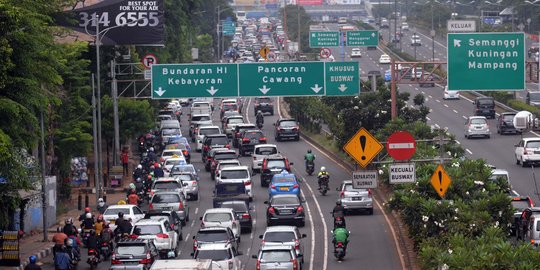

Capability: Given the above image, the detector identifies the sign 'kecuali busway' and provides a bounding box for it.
[447,32,525,91]
[447,20,476,32]
[151,61,360,98]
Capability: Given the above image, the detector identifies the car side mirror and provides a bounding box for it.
[252,255,258,259]
[515,144,519,147]
[192,235,196,239]
[302,233,307,238]
[264,201,268,204]
[259,234,263,239]
[297,254,303,257]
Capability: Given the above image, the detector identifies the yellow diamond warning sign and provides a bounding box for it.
[343,128,383,168]
[430,164,452,198]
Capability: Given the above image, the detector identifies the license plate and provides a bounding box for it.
[109,221,115,224]
[101,247,109,251]
[535,151,540,154]
[352,197,362,201]
[280,210,292,214]
[280,187,289,191]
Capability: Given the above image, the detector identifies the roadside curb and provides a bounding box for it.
[17,244,53,270]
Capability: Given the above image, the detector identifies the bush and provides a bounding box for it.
[507,99,540,116]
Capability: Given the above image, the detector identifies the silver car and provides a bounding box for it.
[337,180,373,215]
[252,245,302,270]
[150,191,189,225]
[259,226,307,258]
[464,116,490,139]
[174,173,199,201]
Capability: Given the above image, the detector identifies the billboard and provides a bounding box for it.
[62,0,165,46]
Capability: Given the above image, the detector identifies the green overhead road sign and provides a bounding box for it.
[309,31,340,48]
[222,21,235,36]
[151,62,360,98]
[346,30,379,46]
[151,64,238,99]
[447,32,525,91]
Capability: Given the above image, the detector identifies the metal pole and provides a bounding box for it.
[297,5,301,53]
[40,111,48,241]
[96,15,103,199]
[391,59,397,119]
[439,129,444,164]
[217,6,221,63]
[92,74,99,205]
[431,4,435,61]
[112,59,120,167]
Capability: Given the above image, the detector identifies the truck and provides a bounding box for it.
[150,259,213,270]
[212,182,250,208]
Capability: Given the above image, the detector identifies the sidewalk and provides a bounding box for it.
[12,143,139,270]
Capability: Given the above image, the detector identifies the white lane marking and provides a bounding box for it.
[434,124,440,128]
[185,233,190,242]
[436,100,441,103]
[462,115,467,119]
[428,95,433,98]
[453,110,458,114]
[421,91,425,94]
[426,117,431,121]
[466,149,473,154]
[194,208,199,215]
[443,104,448,107]
[190,220,195,227]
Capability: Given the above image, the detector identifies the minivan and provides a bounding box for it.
[473,97,495,119]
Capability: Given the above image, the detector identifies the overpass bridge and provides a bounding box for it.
[232,4,368,19]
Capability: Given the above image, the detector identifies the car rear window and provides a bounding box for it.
[245,132,263,139]
[271,196,299,205]
[196,249,231,260]
[204,213,233,222]
[165,159,185,166]
[511,200,531,211]
[261,250,292,262]
[526,141,540,148]
[502,114,515,121]
[104,208,130,216]
[223,104,237,110]
[133,225,162,235]
[264,231,296,242]
[176,174,194,181]
[192,116,211,121]
[220,169,249,179]
[279,120,297,127]
[256,147,277,155]
[228,118,244,124]
[153,181,180,190]
[343,184,367,192]
[162,129,181,135]
[266,160,286,169]
[163,150,182,157]
[477,99,493,105]
[470,119,486,125]
[273,176,296,183]
[221,202,248,212]
[257,98,272,103]
[200,128,220,136]
[208,137,229,145]
[196,231,229,242]
[171,165,196,174]
[116,245,146,255]
[152,194,180,203]
[215,153,237,160]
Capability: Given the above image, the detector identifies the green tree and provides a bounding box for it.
[280,5,314,53]
[195,34,214,63]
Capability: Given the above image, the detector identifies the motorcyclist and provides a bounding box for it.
[52,227,67,257]
[304,149,316,169]
[86,230,101,261]
[53,245,72,270]
[78,207,92,223]
[154,163,165,178]
[127,183,137,198]
[256,110,264,126]
[133,164,143,181]
[115,212,133,235]
[332,201,346,228]
[65,237,80,262]
[62,218,78,237]
[134,178,144,194]
[100,223,113,250]
[332,226,349,252]
[94,215,105,236]
[25,255,42,270]
[81,213,95,231]
[127,189,140,205]
[317,167,330,190]
[147,147,157,162]
[96,198,107,214]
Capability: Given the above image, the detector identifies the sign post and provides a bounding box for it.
[447,32,525,91]
[309,31,340,48]
[343,128,383,168]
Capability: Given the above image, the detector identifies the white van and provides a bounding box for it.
[150,259,213,270]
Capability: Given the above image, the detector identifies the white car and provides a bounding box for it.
[163,157,187,174]
[224,116,245,137]
[216,166,253,200]
[351,48,362,58]
[102,205,145,231]
[196,126,222,151]
[464,116,490,139]
[401,22,409,30]
[443,86,460,100]
[131,218,179,259]
[161,149,185,162]
[515,138,540,167]
[252,144,279,172]
[379,54,391,64]
[201,208,241,241]
[192,243,242,270]
[213,159,242,180]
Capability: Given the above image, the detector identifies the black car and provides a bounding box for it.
[219,200,253,233]
[144,210,183,234]
[201,134,230,161]
[260,156,293,187]
[254,97,274,115]
[473,97,495,119]
[220,103,239,119]
[265,194,305,227]
[111,239,159,270]
[192,227,238,254]
[274,118,300,141]
[210,150,239,175]
[497,112,520,135]
[239,130,267,156]
[233,123,257,148]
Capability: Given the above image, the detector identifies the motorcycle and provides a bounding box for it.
[87,248,100,270]
[81,229,92,247]
[319,175,329,196]
[306,161,315,176]
[334,242,346,261]
[256,120,264,129]
[334,216,346,229]
[99,241,112,260]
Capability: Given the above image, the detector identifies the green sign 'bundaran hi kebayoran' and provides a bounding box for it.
[447,32,525,91]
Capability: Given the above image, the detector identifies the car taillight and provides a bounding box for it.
[225,144,230,149]
[530,198,535,207]
[260,137,267,142]
[295,239,300,250]
[149,203,153,209]
[183,150,189,156]
[156,233,169,239]
[340,191,345,199]
[256,260,261,270]
[111,253,121,264]
[192,181,197,186]
[228,260,233,269]
[203,145,209,151]
[179,202,184,209]
[292,259,298,270]
[368,189,373,197]
[193,240,198,251]
[139,252,152,264]
[271,185,276,189]
[129,234,138,239]
[242,213,250,219]
[337,242,344,248]
[293,184,299,189]
[268,207,276,214]
[297,206,303,214]
[244,180,251,186]
[242,138,250,143]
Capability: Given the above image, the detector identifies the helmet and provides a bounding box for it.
[65,218,73,225]
[307,149,312,153]
[98,198,104,203]
[258,110,262,113]
[29,255,37,264]
[154,162,159,168]
[97,215,103,221]
[85,207,91,213]
[57,227,62,233]
[137,164,143,169]
[336,200,342,206]
[66,238,73,247]
[136,177,141,183]
[118,212,124,218]
[150,165,155,169]
[147,175,152,180]
[129,183,136,189]
[149,147,154,152]
[85,213,92,219]
[321,166,326,171]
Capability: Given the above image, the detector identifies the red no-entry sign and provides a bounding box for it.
[386,131,416,161]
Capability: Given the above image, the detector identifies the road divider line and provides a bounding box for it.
[185,233,190,242]
[300,188,317,270]
[466,149,473,154]
[443,104,448,107]
[453,110,458,114]
[194,208,198,215]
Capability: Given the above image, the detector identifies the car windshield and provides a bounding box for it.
[192,116,210,121]
[196,231,229,242]
[529,92,540,99]
[152,194,180,203]
[526,141,540,148]
[220,170,249,179]
[104,208,129,216]
[204,213,232,222]
[196,250,231,260]
[223,104,237,110]
[264,231,296,242]
[256,147,277,155]
[228,118,244,124]
[215,153,237,160]
[272,196,299,205]
[200,128,220,136]
[273,176,296,183]
[261,250,292,262]
[133,225,162,235]
[153,181,180,190]
[470,119,486,125]
[511,200,530,211]
[279,121,296,127]
[267,160,286,168]
[162,129,180,135]
[208,137,228,145]
[116,245,146,255]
